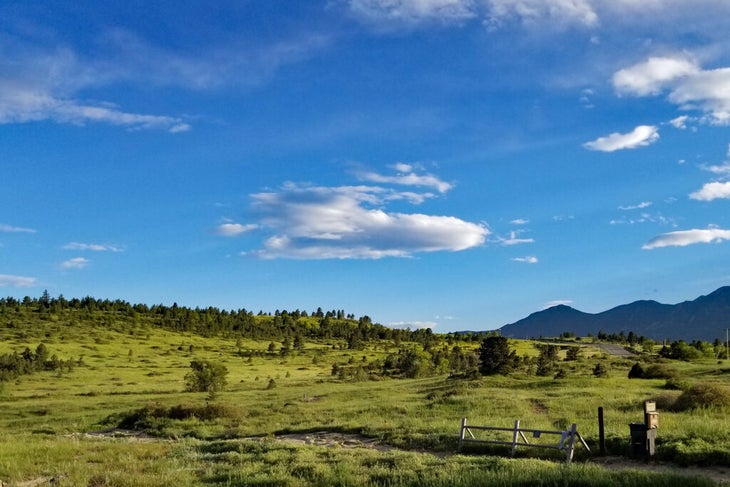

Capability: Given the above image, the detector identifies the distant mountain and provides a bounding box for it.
[498,286,730,342]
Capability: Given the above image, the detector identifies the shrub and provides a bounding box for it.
[628,362,645,379]
[673,383,730,411]
[593,363,608,378]
[664,378,690,391]
[184,360,228,395]
[643,364,678,379]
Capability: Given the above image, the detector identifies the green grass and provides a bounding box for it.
[1,319,729,485]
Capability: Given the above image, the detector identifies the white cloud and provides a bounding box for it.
[63,242,123,252]
[510,218,529,225]
[244,179,487,259]
[387,320,436,329]
[0,28,329,132]
[357,165,453,193]
[0,274,37,287]
[499,231,534,245]
[543,299,572,309]
[669,115,689,129]
[702,163,730,177]
[583,125,659,152]
[61,257,90,269]
[484,0,598,29]
[348,0,477,26]
[618,201,652,210]
[689,181,730,201]
[512,255,538,263]
[613,57,699,96]
[216,223,258,237]
[642,228,730,249]
[613,56,730,125]
[610,212,674,226]
[0,85,189,132]
[0,224,36,233]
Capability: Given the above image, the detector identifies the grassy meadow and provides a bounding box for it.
[0,303,728,486]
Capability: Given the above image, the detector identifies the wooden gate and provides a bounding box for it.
[457,418,590,464]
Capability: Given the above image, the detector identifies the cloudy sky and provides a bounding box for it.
[2,0,730,331]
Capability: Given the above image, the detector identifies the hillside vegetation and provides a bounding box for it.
[0,294,728,486]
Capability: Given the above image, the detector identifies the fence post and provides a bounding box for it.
[565,423,578,464]
[598,406,605,455]
[458,417,467,451]
[511,420,520,457]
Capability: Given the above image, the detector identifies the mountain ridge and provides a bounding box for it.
[498,286,730,342]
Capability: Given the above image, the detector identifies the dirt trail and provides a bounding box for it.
[17,429,724,486]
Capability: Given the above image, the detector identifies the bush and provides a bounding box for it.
[664,378,690,391]
[673,383,730,411]
[184,360,228,395]
[643,364,678,379]
[111,402,239,432]
[593,362,609,378]
[628,362,644,379]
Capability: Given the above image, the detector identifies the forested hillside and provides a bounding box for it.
[0,292,481,345]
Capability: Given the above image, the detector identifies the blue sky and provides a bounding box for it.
[2,0,730,332]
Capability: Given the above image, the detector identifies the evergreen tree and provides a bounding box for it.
[479,336,517,375]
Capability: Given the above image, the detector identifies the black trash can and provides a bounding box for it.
[629,423,655,459]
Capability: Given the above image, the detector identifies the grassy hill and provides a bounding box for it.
[0,296,728,486]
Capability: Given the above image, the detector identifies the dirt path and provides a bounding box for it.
[49,429,727,486]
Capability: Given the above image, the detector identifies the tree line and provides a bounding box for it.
[0,292,485,346]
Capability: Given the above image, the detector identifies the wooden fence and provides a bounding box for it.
[457,418,590,464]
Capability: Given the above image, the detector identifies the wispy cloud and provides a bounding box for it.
[618,201,652,211]
[510,218,529,225]
[669,115,690,130]
[61,257,90,269]
[63,242,124,252]
[0,274,37,287]
[642,228,730,249]
[216,223,258,237]
[387,320,437,330]
[0,224,37,233]
[0,27,330,132]
[701,163,730,177]
[583,125,659,152]
[610,212,675,226]
[484,0,598,29]
[236,166,487,259]
[512,255,538,264]
[347,0,477,28]
[544,299,572,309]
[0,86,190,132]
[357,163,453,193]
[499,231,534,246]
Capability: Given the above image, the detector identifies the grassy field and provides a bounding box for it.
[0,312,728,486]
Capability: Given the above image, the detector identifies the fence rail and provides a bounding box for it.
[457,418,590,464]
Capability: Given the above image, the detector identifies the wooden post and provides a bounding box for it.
[511,420,520,457]
[598,406,606,455]
[566,423,578,464]
[458,417,467,451]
